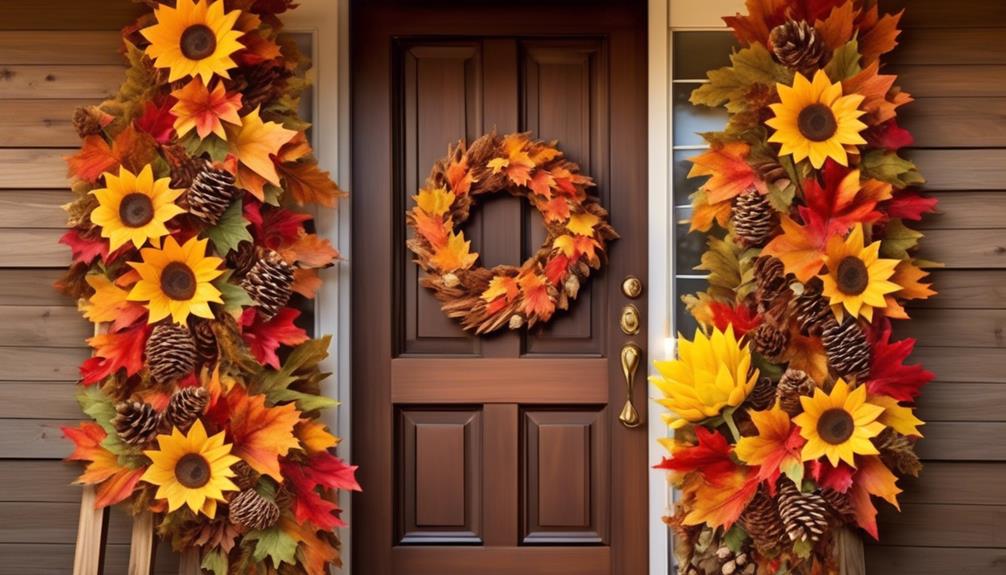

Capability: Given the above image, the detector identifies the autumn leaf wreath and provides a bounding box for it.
[58,1,357,573]
[654,1,938,574]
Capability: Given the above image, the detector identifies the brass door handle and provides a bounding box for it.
[618,342,642,428]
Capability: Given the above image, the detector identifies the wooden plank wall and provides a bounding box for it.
[0,2,183,572]
[864,1,1006,573]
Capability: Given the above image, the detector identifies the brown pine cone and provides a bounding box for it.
[72,106,110,138]
[146,323,197,384]
[747,376,778,411]
[732,189,778,248]
[231,63,291,115]
[162,144,207,190]
[752,321,789,360]
[752,157,791,191]
[820,488,856,524]
[164,387,209,431]
[741,486,787,553]
[186,166,238,226]
[241,249,295,321]
[227,240,259,279]
[875,428,923,477]
[770,20,831,77]
[822,318,872,381]
[229,489,281,531]
[231,460,260,491]
[112,401,161,446]
[192,320,218,367]
[753,256,791,315]
[776,368,815,416]
[794,279,832,337]
[777,480,830,543]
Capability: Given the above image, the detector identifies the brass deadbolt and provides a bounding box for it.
[621,276,643,299]
[620,304,640,336]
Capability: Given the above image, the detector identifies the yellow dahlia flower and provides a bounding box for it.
[127,236,224,324]
[794,378,885,468]
[90,165,184,251]
[766,70,867,168]
[651,326,759,429]
[819,224,901,322]
[142,420,240,518]
[141,0,244,84]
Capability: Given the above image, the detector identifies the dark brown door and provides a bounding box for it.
[351,2,648,573]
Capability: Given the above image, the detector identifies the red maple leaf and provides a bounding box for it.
[134,99,177,145]
[802,160,884,237]
[244,201,312,251]
[810,459,856,493]
[59,229,109,265]
[79,323,151,386]
[865,120,914,151]
[885,190,938,222]
[655,427,737,486]
[709,301,761,337]
[866,324,934,401]
[282,452,361,530]
[240,307,309,369]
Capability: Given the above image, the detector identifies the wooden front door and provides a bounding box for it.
[351,1,648,573]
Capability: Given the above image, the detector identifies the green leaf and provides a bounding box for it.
[723,524,749,553]
[765,180,796,213]
[690,44,792,114]
[861,150,926,188]
[245,525,298,568]
[77,386,127,456]
[793,538,814,559]
[201,549,228,575]
[824,40,862,81]
[262,183,284,206]
[204,199,253,255]
[253,336,337,412]
[694,234,758,304]
[180,132,230,163]
[881,219,923,260]
[213,269,253,315]
[781,458,805,488]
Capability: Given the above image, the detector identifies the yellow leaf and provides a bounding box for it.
[81,274,131,323]
[414,187,454,217]
[566,212,600,236]
[487,157,509,174]
[553,235,576,257]
[430,231,479,273]
[891,260,936,301]
[856,454,901,509]
[870,394,924,437]
[761,215,828,283]
[481,275,518,303]
[682,468,758,530]
[296,420,339,455]
[227,107,297,187]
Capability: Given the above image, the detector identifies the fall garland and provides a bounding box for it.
[406,132,617,334]
[654,1,937,573]
[58,1,358,573]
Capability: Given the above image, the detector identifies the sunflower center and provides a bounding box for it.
[836,256,869,295]
[161,262,197,301]
[175,453,211,488]
[180,24,217,61]
[118,193,154,228]
[817,408,855,445]
[798,103,838,142]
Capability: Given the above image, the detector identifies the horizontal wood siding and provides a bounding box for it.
[866,1,1006,572]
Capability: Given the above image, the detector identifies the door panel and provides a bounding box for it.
[352,2,647,573]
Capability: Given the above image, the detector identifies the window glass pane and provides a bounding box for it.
[675,218,704,276]
[672,84,728,147]
[674,277,709,336]
[672,149,702,205]
[672,31,738,80]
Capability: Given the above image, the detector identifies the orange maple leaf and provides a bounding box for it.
[540,197,572,222]
[63,422,145,508]
[227,106,297,197]
[279,231,340,269]
[430,231,479,273]
[279,158,346,208]
[890,260,936,301]
[66,125,157,183]
[843,62,912,126]
[760,214,828,283]
[858,7,903,65]
[813,0,858,51]
[444,155,474,196]
[171,77,243,140]
[682,466,759,530]
[518,272,555,320]
[528,169,555,198]
[80,323,150,386]
[81,274,146,331]
[225,389,301,481]
[412,211,450,250]
[780,329,829,384]
[488,133,535,187]
[723,0,788,46]
[295,420,339,455]
[687,142,766,205]
[292,268,322,299]
[849,454,902,540]
[283,516,342,574]
[690,192,733,232]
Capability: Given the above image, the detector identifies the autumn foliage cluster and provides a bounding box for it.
[655,1,937,573]
[58,1,357,573]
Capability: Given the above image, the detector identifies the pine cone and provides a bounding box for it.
[232,63,291,115]
[187,166,238,226]
[752,157,791,190]
[163,144,207,190]
[777,480,830,543]
[146,323,197,384]
[770,20,831,76]
[231,460,260,491]
[822,318,872,381]
[741,487,787,553]
[754,256,791,315]
[164,387,209,431]
[752,321,789,360]
[241,249,295,320]
[72,106,110,138]
[227,240,259,279]
[820,488,856,524]
[112,401,161,446]
[732,189,778,248]
[776,368,815,416]
[794,279,832,337]
[747,376,777,410]
[192,320,218,367]
[229,489,281,531]
[875,428,923,477]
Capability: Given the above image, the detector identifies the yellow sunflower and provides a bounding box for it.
[819,223,901,322]
[766,69,867,168]
[794,378,885,468]
[651,325,759,429]
[90,165,184,251]
[141,420,240,518]
[127,236,224,324]
[141,0,244,84]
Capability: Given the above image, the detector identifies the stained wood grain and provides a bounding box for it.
[912,270,1006,309]
[914,346,1006,383]
[908,150,1006,191]
[875,503,1006,547]
[0,346,89,381]
[918,383,1006,422]
[0,32,122,64]
[894,309,1006,349]
[916,229,1006,269]
[885,0,1006,29]
[0,0,145,31]
[920,192,1006,231]
[0,419,78,459]
[0,543,179,575]
[0,382,78,419]
[0,149,73,189]
[0,101,95,147]
[896,66,1006,98]
[1,501,131,544]
[0,190,73,227]
[0,269,72,305]
[0,66,121,99]
[865,546,1006,575]
[1,460,80,502]
[915,422,1006,461]
[899,462,1006,506]
[392,546,611,575]
[0,230,70,267]
[901,99,1006,148]
[0,306,90,348]
[890,28,1006,65]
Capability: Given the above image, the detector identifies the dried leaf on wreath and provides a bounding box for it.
[689,189,733,232]
[244,202,312,251]
[227,107,298,197]
[66,125,157,183]
[884,189,938,222]
[134,99,177,145]
[889,260,935,301]
[79,323,151,386]
[204,198,253,255]
[709,301,761,337]
[682,466,759,530]
[283,517,342,574]
[63,422,145,508]
[780,329,829,385]
[256,336,338,413]
[81,274,147,331]
[655,427,736,486]
[430,231,478,273]
[722,0,788,46]
[823,40,862,82]
[865,119,914,151]
[291,267,322,299]
[278,231,340,268]
[282,452,360,530]
[735,403,806,488]
[866,326,933,402]
[171,77,243,140]
[858,7,903,65]
[810,459,856,494]
[802,161,886,237]
[843,62,911,126]
[760,214,828,283]
[860,150,924,189]
[870,394,924,437]
[879,218,922,260]
[813,0,857,51]
[687,142,766,205]
[60,229,109,266]
[245,523,298,568]
[488,133,535,187]
[566,212,600,236]
[279,158,346,208]
[240,307,309,369]
[221,387,301,481]
[690,44,792,113]
[295,419,339,455]
[518,272,555,320]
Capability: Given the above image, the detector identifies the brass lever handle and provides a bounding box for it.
[618,342,642,428]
